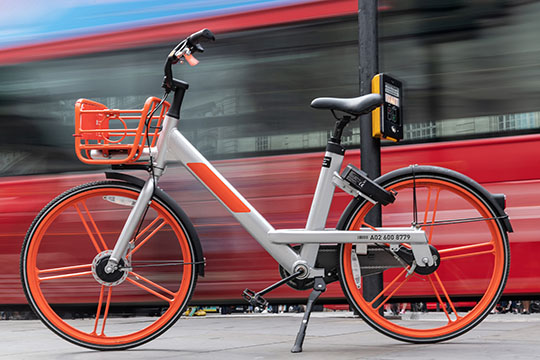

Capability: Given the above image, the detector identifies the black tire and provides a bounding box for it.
[338,166,510,343]
[20,181,198,350]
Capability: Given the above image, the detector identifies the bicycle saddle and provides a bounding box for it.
[310,93,383,116]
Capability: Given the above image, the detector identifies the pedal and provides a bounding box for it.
[241,269,303,308]
[242,289,268,308]
[340,164,395,205]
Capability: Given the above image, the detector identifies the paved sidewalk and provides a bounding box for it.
[2,312,540,359]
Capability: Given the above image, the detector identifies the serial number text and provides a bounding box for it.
[369,234,411,241]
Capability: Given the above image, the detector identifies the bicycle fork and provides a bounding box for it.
[104,176,156,274]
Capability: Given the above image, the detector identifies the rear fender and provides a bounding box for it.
[338,165,513,233]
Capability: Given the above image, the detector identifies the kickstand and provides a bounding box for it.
[291,277,326,353]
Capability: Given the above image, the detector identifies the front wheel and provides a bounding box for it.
[20,181,198,350]
[338,166,510,343]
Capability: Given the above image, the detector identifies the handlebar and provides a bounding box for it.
[162,28,215,93]
[187,28,216,50]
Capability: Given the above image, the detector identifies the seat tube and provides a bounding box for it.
[300,142,345,266]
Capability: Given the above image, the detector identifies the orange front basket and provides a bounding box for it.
[74,97,170,164]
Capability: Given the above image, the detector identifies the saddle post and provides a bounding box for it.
[329,114,353,144]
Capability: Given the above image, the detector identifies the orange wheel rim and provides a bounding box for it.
[342,178,505,339]
[24,187,193,346]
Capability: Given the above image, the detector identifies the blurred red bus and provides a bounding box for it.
[1,0,540,307]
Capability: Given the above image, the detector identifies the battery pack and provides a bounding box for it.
[341,164,395,205]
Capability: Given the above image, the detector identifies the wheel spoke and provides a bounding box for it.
[38,264,93,281]
[82,201,108,251]
[419,186,441,244]
[433,272,461,320]
[374,273,412,312]
[427,275,453,323]
[422,186,432,225]
[92,286,105,335]
[130,217,166,255]
[39,264,92,274]
[100,288,113,336]
[368,268,410,310]
[74,203,102,253]
[361,221,377,230]
[126,271,175,303]
[439,242,495,261]
[39,271,93,282]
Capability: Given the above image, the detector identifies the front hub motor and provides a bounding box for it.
[92,250,128,286]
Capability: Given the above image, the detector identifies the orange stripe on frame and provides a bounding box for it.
[187,162,251,213]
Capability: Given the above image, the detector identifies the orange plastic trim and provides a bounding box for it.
[187,163,250,213]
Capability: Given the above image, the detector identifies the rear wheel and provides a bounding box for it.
[21,181,198,350]
[338,168,510,343]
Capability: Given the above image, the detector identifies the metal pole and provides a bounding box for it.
[358,0,383,306]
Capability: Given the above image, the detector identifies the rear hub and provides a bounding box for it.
[396,244,440,275]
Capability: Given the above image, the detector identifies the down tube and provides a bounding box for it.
[168,128,301,272]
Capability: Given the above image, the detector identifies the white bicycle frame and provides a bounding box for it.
[104,113,434,278]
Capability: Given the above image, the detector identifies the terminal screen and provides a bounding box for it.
[384,81,401,125]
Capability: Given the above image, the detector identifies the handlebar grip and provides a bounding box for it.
[163,29,215,92]
[187,29,215,45]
